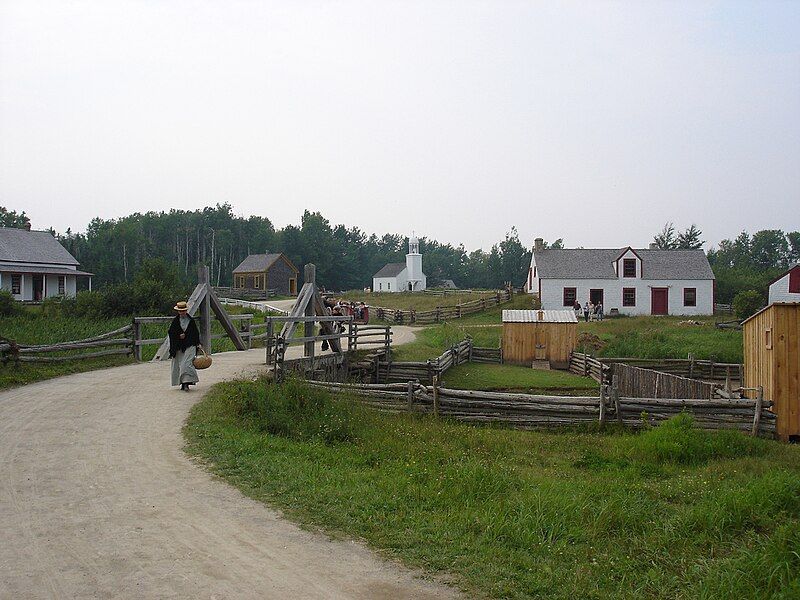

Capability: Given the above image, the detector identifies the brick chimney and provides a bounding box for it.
[534,238,544,252]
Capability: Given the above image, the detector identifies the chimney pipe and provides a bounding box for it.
[534,238,544,252]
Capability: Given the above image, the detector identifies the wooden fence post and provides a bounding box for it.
[132,319,141,361]
[433,375,440,417]
[265,319,274,364]
[599,384,606,425]
[407,380,414,412]
[612,378,623,425]
[751,385,764,437]
[198,265,212,353]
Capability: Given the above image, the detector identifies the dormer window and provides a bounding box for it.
[623,259,637,278]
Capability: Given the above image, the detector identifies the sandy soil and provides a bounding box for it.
[0,327,460,599]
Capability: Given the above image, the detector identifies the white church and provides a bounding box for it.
[372,236,427,292]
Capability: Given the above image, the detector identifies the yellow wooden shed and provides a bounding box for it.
[742,302,800,441]
[501,309,577,369]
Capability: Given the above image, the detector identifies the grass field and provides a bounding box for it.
[185,379,800,600]
[342,289,502,312]
[442,363,597,394]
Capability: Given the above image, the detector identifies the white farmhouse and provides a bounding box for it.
[372,236,427,293]
[0,226,93,301]
[768,263,800,304]
[526,238,715,316]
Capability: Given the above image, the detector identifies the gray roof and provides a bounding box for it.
[0,264,93,276]
[233,253,297,274]
[373,263,406,278]
[0,228,79,265]
[535,248,714,280]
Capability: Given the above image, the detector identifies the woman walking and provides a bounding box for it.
[168,301,201,391]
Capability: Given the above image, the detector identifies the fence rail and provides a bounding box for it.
[302,380,776,436]
[568,352,741,386]
[1,324,135,364]
[213,286,276,300]
[611,362,714,399]
[371,289,512,325]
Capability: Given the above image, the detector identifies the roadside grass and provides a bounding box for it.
[442,363,597,394]
[185,379,800,600]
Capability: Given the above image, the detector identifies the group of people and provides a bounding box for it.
[573,299,603,322]
[323,297,368,322]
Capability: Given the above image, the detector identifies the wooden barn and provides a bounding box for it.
[232,253,299,297]
[501,309,577,369]
[742,303,800,441]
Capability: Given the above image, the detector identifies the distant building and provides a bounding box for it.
[0,226,92,301]
[232,253,299,296]
[372,236,427,293]
[441,279,458,289]
[768,263,800,304]
[526,238,715,316]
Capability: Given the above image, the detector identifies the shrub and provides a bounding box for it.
[0,290,17,316]
[733,289,764,321]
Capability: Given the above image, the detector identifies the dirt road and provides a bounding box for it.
[0,328,459,599]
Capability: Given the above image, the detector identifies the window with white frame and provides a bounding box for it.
[58,276,65,295]
[11,274,21,295]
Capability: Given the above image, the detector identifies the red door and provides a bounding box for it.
[651,288,668,315]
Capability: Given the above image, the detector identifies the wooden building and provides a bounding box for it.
[232,253,299,296]
[743,303,800,441]
[501,309,577,369]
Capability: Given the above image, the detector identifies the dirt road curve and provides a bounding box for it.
[0,328,459,599]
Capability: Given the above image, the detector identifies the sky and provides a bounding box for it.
[1,0,798,252]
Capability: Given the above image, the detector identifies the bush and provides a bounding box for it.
[59,280,192,318]
[0,290,18,316]
[733,289,764,321]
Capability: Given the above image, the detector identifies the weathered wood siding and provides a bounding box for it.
[744,303,800,440]
[266,257,298,296]
[502,322,576,368]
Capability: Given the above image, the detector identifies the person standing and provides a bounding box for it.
[596,301,604,321]
[583,301,590,322]
[168,301,201,391]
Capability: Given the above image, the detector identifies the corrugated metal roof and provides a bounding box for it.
[0,228,79,265]
[502,309,578,323]
[373,263,406,278]
[534,248,714,280]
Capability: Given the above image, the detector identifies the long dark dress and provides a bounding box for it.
[168,315,200,386]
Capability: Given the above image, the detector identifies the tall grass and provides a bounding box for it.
[186,380,800,599]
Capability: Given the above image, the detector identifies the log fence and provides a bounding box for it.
[0,325,134,364]
[302,379,776,436]
[371,289,512,325]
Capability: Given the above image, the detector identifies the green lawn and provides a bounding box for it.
[442,363,597,394]
[185,379,800,600]
[342,289,493,312]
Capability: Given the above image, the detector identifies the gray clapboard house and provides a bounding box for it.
[232,253,299,296]
[0,226,93,301]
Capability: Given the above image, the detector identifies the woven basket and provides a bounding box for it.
[193,347,212,370]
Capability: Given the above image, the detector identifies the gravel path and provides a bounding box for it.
[0,327,459,599]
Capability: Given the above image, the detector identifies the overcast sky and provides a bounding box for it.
[1,1,798,251]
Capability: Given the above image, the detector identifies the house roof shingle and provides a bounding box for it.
[535,248,714,280]
[0,228,79,265]
[373,263,407,278]
[233,254,297,274]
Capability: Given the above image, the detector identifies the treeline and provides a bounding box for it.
[51,205,533,290]
[707,229,800,303]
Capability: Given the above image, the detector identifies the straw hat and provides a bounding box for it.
[174,301,189,312]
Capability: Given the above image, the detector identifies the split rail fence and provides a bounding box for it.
[303,380,776,437]
[0,325,135,364]
[372,289,512,325]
